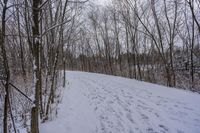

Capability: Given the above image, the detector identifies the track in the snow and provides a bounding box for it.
[41,71,200,133]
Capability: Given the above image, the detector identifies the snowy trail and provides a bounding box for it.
[41,71,200,133]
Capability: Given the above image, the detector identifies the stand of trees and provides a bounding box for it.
[63,0,200,91]
[0,0,199,132]
[0,0,87,132]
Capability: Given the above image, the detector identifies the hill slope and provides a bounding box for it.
[40,71,200,133]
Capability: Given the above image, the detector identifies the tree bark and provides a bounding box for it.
[31,0,41,132]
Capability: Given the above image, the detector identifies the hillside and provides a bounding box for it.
[40,71,200,133]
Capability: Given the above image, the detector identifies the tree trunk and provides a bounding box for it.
[31,0,41,132]
[1,1,10,133]
[31,107,39,133]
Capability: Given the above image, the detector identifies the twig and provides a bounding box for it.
[8,96,17,133]
[7,82,34,103]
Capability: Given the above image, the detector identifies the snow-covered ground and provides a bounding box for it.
[40,71,200,133]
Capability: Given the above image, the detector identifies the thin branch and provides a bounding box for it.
[41,19,72,37]
[6,3,25,9]
[68,0,89,3]
[38,0,50,9]
[8,82,34,103]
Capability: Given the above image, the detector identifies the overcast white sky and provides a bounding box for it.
[94,0,111,5]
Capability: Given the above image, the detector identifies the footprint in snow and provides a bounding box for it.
[159,124,169,132]
[126,113,135,123]
[147,128,156,133]
[141,113,149,120]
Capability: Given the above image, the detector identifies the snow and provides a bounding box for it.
[40,71,200,133]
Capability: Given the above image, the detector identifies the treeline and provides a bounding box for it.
[62,0,200,91]
[0,0,86,133]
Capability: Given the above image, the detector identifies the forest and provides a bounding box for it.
[0,0,200,132]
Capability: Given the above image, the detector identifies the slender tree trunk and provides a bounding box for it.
[151,0,172,86]
[16,0,26,77]
[191,5,195,89]
[187,0,200,33]
[1,1,10,133]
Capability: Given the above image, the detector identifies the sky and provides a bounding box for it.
[94,0,111,5]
